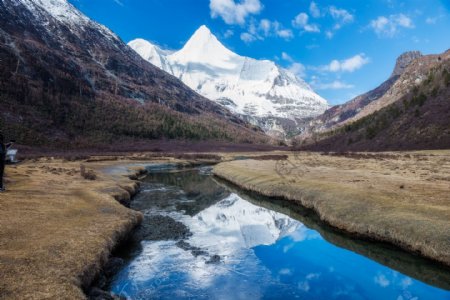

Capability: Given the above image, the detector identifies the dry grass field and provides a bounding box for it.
[1,150,449,299]
[0,158,148,299]
[213,150,450,267]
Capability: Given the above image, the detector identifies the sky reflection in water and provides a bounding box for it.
[110,168,450,300]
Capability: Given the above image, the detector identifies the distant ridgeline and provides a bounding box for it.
[299,50,450,151]
[0,0,269,148]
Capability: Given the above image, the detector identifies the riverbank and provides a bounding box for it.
[0,158,163,299]
[213,150,450,267]
[0,151,291,299]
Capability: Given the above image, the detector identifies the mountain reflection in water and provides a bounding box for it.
[110,167,450,300]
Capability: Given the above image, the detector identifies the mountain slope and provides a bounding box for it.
[0,0,269,147]
[128,26,329,137]
[303,51,423,135]
[302,50,450,151]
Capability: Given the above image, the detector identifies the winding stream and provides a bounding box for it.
[109,166,450,299]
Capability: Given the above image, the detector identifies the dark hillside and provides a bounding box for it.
[302,59,450,151]
[0,0,269,148]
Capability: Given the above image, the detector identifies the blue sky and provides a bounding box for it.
[70,0,450,105]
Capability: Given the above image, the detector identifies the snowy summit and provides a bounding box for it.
[129,25,329,136]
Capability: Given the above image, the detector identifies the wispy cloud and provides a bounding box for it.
[329,6,354,30]
[240,32,257,43]
[292,13,320,33]
[295,3,354,38]
[210,0,262,25]
[370,14,414,37]
[223,29,234,38]
[112,0,124,6]
[241,19,293,43]
[260,19,293,39]
[289,62,306,78]
[374,274,390,287]
[320,54,370,73]
[281,52,306,78]
[313,80,354,90]
[309,2,320,18]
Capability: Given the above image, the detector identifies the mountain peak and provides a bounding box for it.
[195,25,213,38]
[170,25,238,66]
[391,50,423,77]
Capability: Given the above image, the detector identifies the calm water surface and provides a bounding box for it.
[109,166,450,300]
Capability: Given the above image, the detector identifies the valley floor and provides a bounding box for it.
[0,151,449,299]
[213,150,450,267]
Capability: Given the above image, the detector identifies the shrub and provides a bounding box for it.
[80,164,97,180]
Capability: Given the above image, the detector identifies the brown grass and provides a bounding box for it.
[213,150,450,267]
[0,159,147,299]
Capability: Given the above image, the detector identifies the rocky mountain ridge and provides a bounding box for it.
[301,49,450,151]
[300,50,425,137]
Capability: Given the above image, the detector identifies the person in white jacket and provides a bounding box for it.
[0,133,13,192]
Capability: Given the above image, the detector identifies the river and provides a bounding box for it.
[108,165,450,299]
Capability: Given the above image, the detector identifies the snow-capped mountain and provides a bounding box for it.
[188,194,302,251]
[129,25,329,137]
[7,0,120,41]
[127,193,305,286]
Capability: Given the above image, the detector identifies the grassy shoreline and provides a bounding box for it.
[213,151,450,268]
[0,158,155,299]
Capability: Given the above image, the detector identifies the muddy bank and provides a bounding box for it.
[213,152,450,267]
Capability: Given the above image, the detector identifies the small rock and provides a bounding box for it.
[133,215,192,241]
[206,255,221,264]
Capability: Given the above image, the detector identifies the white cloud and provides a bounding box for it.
[374,274,390,287]
[281,52,293,62]
[112,0,123,6]
[298,281,310,292]
[314,80,354,90]
[209,0,262,25]
[240,32,257,43]
[326,6,354,36]
[277,29,293,39]
[396,14,414,27]
[325,30,333,39]
[259,19,271,35]
[292,4,353,38]
[292,13,320,33]
[329,6,354,24]
[243,19,293,42]
[309,2,320,18]
[322,54,370,73]
[279,268,292,275]
[370,14,414,37]
[293,13,308,27]
[223,29,234,38]
[281,52,306,78]
[289,62,306,78]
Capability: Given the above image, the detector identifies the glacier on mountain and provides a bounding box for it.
[129,25,329,136]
